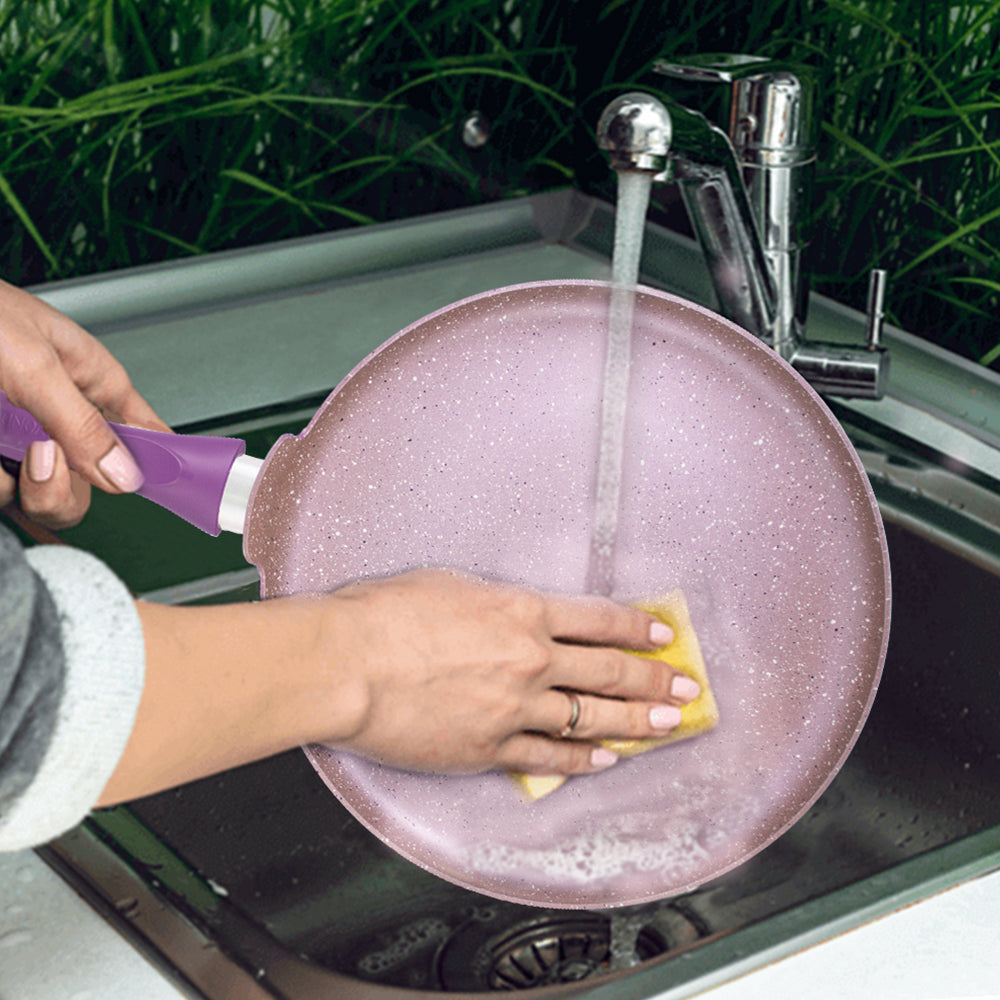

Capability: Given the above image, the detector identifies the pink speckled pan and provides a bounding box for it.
[245,280,891,909]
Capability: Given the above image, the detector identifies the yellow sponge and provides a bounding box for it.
[510,589,719,801]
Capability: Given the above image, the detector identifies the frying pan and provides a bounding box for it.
[0,280,890,908]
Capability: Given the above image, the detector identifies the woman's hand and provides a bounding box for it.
[100,570,700,804]
[0,279,169,528]
[323,569,698,775]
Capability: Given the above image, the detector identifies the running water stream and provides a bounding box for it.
[584,171,654,596]
[607,911,647,971]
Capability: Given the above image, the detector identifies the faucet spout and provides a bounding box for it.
[597,93,791,350]
[598,91,781,345]
[596,92,672,176]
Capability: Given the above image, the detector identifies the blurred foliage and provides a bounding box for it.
[1,0,998,366]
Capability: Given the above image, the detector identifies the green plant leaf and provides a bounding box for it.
[0,168,60,274]
[896,206,1000,278]
[220,168,373,224]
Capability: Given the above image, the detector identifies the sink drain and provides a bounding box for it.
[435,913,675,992]
[488,918,667,990]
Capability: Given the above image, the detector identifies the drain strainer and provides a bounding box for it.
[488,918,667,990]
[435,913,672,992]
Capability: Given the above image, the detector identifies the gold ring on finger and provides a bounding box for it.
[557,691,582,739]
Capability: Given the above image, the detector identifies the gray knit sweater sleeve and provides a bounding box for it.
[0,525,65,827]
[0,524,145,851]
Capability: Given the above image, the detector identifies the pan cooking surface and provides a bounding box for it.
[245,280,890,908]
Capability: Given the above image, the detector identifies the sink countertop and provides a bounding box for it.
[695,864,1000,1000]
[0,848,189,1000]
[2,845,998,1000]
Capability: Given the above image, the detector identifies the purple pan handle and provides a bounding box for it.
[0,391,246,536]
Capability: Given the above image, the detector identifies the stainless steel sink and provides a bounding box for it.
[29,192,1000,999]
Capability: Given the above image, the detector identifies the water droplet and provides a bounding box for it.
[0,929,33,948]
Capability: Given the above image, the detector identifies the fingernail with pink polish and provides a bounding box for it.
[671,674,701,702]
[98,443,144,492]
[27,440,56,483]
[590,747,619,769]
[649,621,674,646]
[650,704,683,729]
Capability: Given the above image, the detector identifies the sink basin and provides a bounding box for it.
[27,192,1000,999]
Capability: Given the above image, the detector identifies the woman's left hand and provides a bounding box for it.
[0,279,170,528]
[0,437,92,531]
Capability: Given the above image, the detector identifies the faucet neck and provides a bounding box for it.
[653,57,818,355]
[728,66,816,355]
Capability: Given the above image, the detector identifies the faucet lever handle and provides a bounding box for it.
[866,269,888,350]
[654,53,775,84]
[654,53,816,163]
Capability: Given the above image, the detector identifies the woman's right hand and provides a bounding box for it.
[100,569,700,804]
[317,569,698,776]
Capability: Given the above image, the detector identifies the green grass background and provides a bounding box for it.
[1,0,998,367]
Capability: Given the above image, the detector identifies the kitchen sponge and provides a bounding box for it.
[510,589,719,801]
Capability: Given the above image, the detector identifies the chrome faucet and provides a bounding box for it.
[597,54,889,399]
